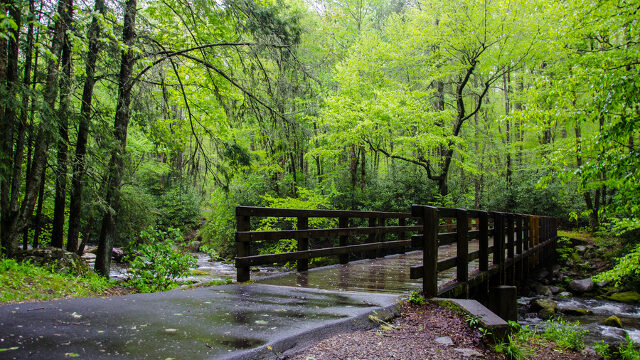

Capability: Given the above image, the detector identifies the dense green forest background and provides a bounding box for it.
[0,0,638,274]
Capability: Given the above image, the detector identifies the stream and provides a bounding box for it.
[107,252,290,285]
[519,295,640,346]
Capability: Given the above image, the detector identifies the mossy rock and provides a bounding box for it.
[15,248,88,275]
[189,269,210,276]
[530,298,557,319]
[603,315,623,328]
[607,291,640,304]
[561,308,593,316]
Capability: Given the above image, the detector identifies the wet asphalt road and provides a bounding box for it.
[0,284,399,360]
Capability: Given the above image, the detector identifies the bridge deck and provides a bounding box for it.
[257,240,488,294]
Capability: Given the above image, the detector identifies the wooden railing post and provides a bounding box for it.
[378,216,386,258]
[478,211,489,272]
[368,217,377,259]
[398,217,406,254]
[456,209,469,297]
[236,212,251,282]
[297,216,309,272]
[339,216,349,264]
[413,205,438,297]
[493,212,505,284]
[506,214,515,284]
[516,215,523,282]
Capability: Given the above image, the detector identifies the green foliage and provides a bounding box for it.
[124,227,196,293]
[493,322,537,360]
[256,188,336,263]
[556,237,579,263]
[200,189,237,259]
[594,335,640,360]
[593,340,612,359]
[199,244,221,261]
[407,291,426,306]
[541,317,587,351]
[593,243,640,289]
[617,334,640,360]
[157,186,201,231]
[0,257,112,303]
[116,184,158,246]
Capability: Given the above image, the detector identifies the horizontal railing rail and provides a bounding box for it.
[234,205,558,293]
[410,205,558,298]
[235,206,420,282]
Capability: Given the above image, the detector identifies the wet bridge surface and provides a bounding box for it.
[257,242,482,293]
[0,247,475,360]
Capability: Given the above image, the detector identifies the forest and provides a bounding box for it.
[0,0,638,277]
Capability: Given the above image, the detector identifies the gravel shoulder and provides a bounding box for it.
[290,302,601,360]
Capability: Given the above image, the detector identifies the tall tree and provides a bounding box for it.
[51,0,74,248]
[95,0,137,276]
[67,0,106,253]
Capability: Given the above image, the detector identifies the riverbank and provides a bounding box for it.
[292,301,599,360]
[0,257,131,304]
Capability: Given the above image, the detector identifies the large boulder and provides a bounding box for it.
[530,298,558,319]
[568,278,594,293]
[15,248,88,274]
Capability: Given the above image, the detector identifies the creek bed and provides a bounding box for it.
[519,295,640,346]
[107,252,290,285]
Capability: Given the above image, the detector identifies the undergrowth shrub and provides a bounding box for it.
[593,242,640,289]
[124,226,196,292]
[541,317,587,351]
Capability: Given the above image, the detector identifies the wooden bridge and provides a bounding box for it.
[235,205,557,300]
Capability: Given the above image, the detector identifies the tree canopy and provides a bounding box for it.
[0,0,638,268]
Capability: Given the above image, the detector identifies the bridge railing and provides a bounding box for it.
[410,205,558,298]
[234,206,421,282]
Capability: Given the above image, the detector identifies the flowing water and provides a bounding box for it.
[518,295,640,346]
[107,252,290,284]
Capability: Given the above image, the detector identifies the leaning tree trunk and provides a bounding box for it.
[67,0,106,253]
[95,0,137,276]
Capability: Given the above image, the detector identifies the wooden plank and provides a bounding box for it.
[457,209,469,288]
[235,239,411,267]
[436,207,457,218]
[236,215,251,282]
[479,211,489,272]
[516,215,523,255]
[410,265,423,279]
[236,206,414,219]
[412,205,439,297]
[297,216,309,272]
[439,256,457,272]
[398,218,406,254]
[493,213,504,266]
[507,214,515,259]
[236,225,422,242]
[339,217,349,264]
[368,217,377,259]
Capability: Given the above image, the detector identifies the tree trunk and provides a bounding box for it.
[575,124,599,231]
[95,0,137,277]
[0,0,20,255]
[51,0,74,248]
[0,0,68,256]
[67,0,105,253]
[503,71,512,186]
[33,167,47,249]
